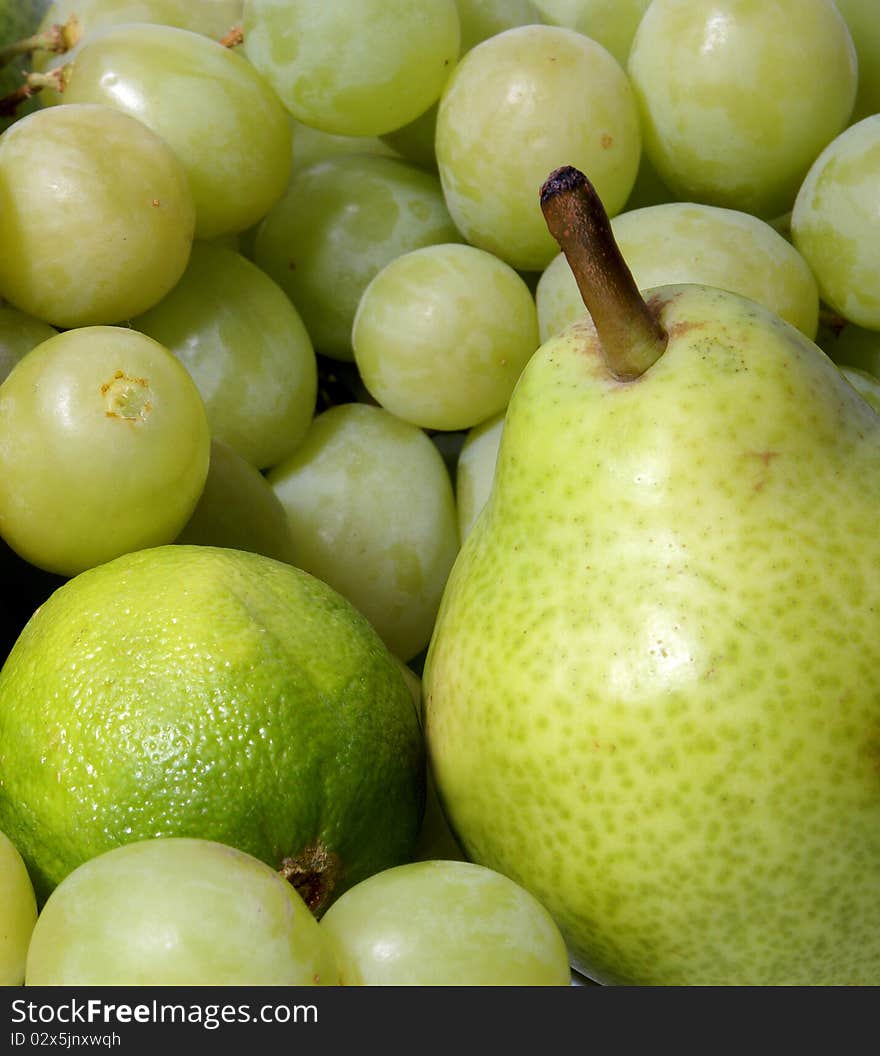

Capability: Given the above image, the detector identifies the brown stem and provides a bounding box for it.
[0,82,34,118]
[540,166,667,381]
[0,68,68,117]
[0,17,81,70]
[219,24,244,48]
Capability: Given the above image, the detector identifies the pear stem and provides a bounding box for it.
[540,166,667,381]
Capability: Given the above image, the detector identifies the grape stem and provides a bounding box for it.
[0,17,81,71]
[219,25,244,48]
[0,68,67,118]
[540,165,667,381]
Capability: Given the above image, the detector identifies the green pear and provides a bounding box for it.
[422,166,880,985]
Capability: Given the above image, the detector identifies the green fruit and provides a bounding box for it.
[174,438,298,565]
[840,366,880,415]
[0,544,425,907]
[791,115,880,332]
[0,325,211,577]
[26,837,339,986]
[0,829,37,985]
[320,859,571,986]
[455,411,504,543]
[267,402,460,663]
[423,167,880,984]
[627,0,857,218]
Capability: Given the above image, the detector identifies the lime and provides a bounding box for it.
[0,544,425,909]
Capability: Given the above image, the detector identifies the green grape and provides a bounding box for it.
[35,0,243,52]
[627,0,858,219]
[0,326,210,577]
[131,241,317,470]
[834,0,880,122]
[791,116,880,332]
[253,154,463,361]
[0,303,57,383]
[319,859,571,985]
[25,837,339,985]
[394,655,423,719]
[267,403,460,662]
[531,0,651,65]
[175,439,298,565]
[0,103,194,329]
[242,0,460,137]
[0,830,38,986]
[290,119,399,174]
[380,0,542,169]
[435,24,641,272]
[352,243,539,432]
[54,23,292,240]
[536,202,820,342]
[456,411,504,542]
[840,366,880,415]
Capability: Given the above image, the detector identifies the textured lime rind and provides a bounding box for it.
[0,545,425,906]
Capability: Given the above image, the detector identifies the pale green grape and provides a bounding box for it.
[381,0,542,169]
[0,326,210,577]
[319,859,571,985]
[31,1,244,107]
[35,0,243,51]
[395,650,466,865]
[242,0,460,137]
[536,202,820,342]
[25,837,339,985]
[834,0,880,122]
[456,411,504,542]
[0,103,194,329]
[131,241,317,470]
[290,119,399,174]
[627,0,858,219]
[253,154,463,361]
[0,830,37,986]
[531,0,650,65]
[791,116,880,332]
[267,403,460,662]
[435,24,641,272]
[394,656,423,719]
[352,243,539,432]
[0,303,57,383]
[840,366,880,415]
[55,23,292,240]
[175,439,298,565]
